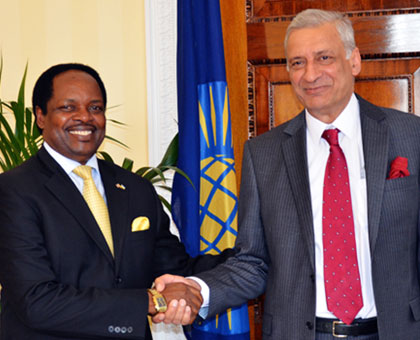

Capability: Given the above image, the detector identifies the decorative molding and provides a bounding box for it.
[247,62,256,139]
[145,0,179,167]
[245,0,253,21]
[356,75,413,113]
[144,1,180,249]
[268,80,290,130]
[246,4,420,23]
[268,81,275,129]
[361,52,420,61]
[249,54,420,67]
[346,8,420,17]
[249,58,287,66]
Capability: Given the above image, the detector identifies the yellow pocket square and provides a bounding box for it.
[131,217,150,232]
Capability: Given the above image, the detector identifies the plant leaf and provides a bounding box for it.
[0,133,14,170]
[143,166,166,182]
[150,177,171,184]
[104,135,129,149]
[135,166,152,177]
[158,195,171,212]
[0,111,29,162]
[155,185,172,192]
[97,151,114,163]
[15,63,28,145]
[122,158,134,171]
[161,165,194,189]
[0,128,20,167]
[158,133,179,167]
[106,118,126,126]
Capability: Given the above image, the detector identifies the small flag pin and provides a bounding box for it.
[116,183,126,190]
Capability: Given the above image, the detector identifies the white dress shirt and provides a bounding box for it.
[43,142,107,202]
[307,94,376,318]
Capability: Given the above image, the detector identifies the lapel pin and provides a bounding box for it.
[115,183,126,190]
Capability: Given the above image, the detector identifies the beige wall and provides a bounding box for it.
[0,0,149,167]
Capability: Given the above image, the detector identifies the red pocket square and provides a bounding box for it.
[387,156,409,179]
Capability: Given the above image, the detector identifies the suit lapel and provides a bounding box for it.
[282,113,316,270]
[99,161,129,273]
[359,97,389,253]
[38,148,114,266]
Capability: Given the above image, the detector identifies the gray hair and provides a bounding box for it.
[284,9,356,59]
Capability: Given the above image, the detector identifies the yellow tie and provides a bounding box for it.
[73,165,114,256]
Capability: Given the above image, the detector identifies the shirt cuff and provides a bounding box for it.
[188,276,209,319]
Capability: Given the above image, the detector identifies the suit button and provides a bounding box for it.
[115,326,121,333]
[310,274,315,282]
[306,321,313,330]
[121,327,127,333]
[108,326,114,333]
[127,327,133,333]
[115,277,123,284]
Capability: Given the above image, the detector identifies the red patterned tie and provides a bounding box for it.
[322,128,363,325]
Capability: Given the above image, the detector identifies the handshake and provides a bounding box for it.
[147,274,203,325]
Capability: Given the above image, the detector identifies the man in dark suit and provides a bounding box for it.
[0,63,231,339]
[155,9,420,339]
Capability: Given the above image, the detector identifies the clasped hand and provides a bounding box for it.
[150,274,202,325]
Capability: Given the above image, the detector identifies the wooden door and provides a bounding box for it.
[220,1,420,339]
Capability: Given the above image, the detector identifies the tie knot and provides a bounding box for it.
[73,165,93,180]
[322,128,340,146]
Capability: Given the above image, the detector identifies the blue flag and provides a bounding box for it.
[171,0,250,339]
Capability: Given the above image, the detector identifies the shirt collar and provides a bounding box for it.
[306,93,360,145]
[43,142,100,176]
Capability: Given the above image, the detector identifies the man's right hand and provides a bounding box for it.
[149,277,202,325]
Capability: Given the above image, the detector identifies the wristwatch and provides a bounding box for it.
[148,288,167,313]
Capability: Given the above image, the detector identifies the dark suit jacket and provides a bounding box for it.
[197,96,420,339]
[0,147,231,340]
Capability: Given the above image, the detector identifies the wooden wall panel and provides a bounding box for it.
[247,13,420,61]
[272,82,303,126]
[358,60,420,118]
[247,0,420,18]
[354,14,420,55]
[249,59,420,133]
[356,78,410,112]
[357,59,420,114]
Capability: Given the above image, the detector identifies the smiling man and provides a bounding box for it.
[35,68,106,164]
[286,20,361,123]
[156,9,420,340]
[0,63,233,340]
